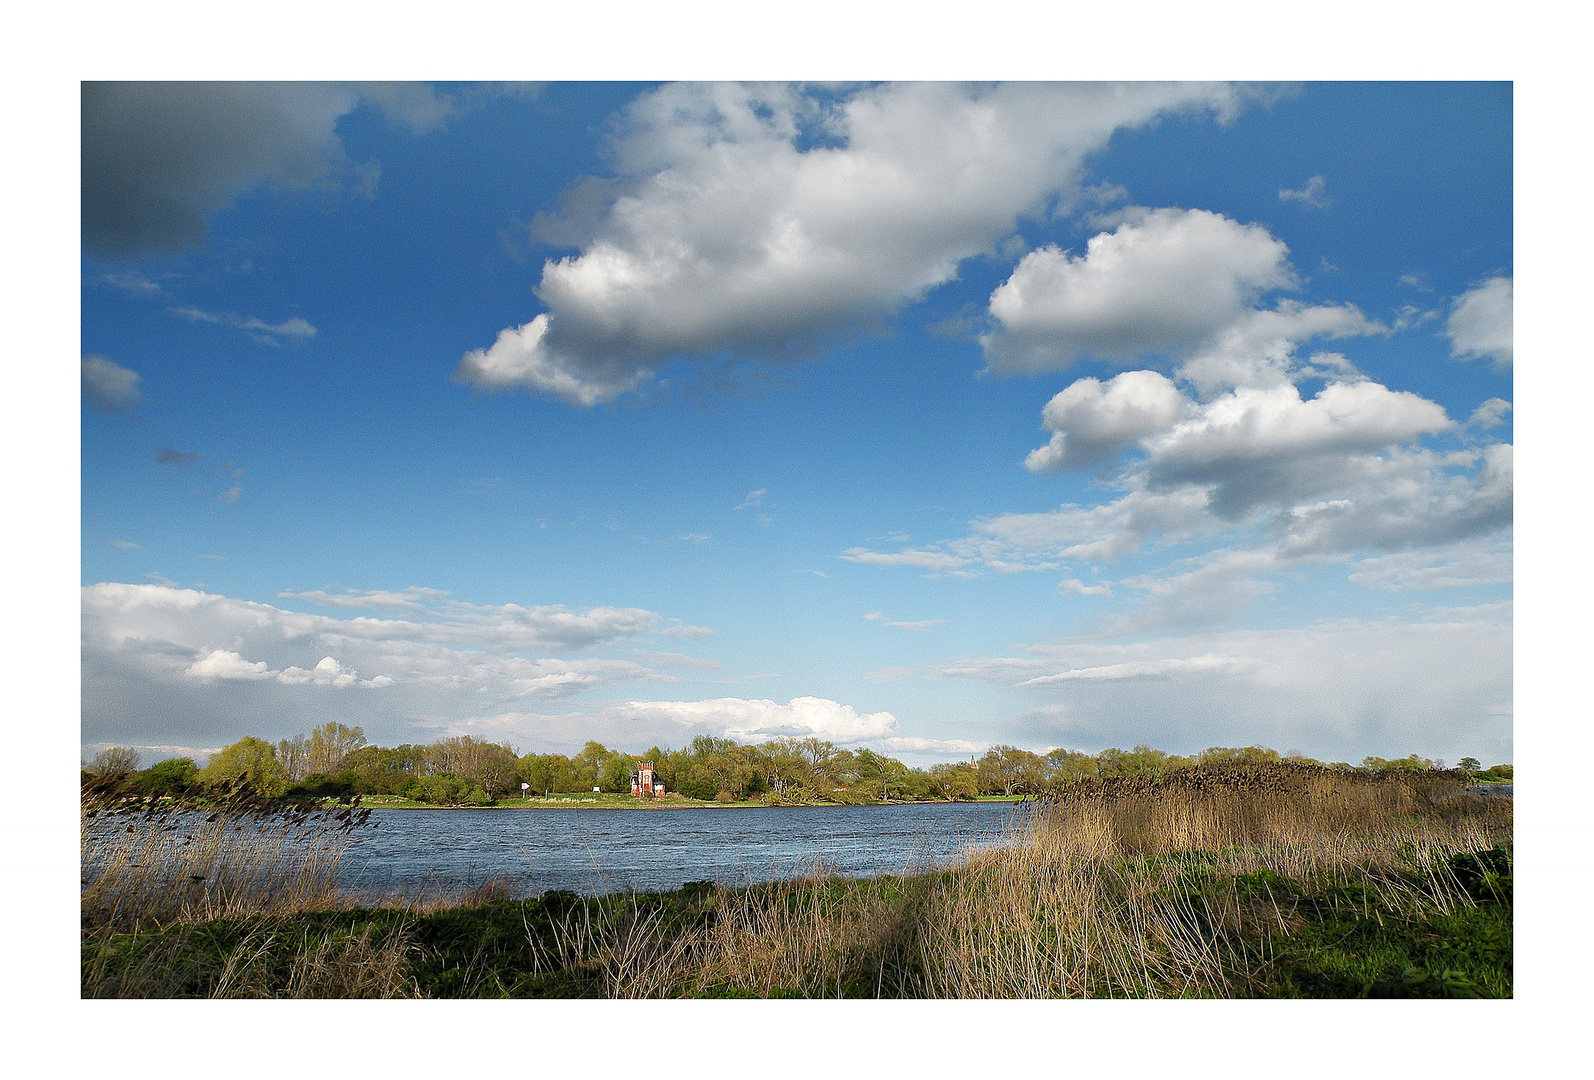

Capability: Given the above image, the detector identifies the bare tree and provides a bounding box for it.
[307,722,366,775]
[87,746,142,778]
[277,734,309,782]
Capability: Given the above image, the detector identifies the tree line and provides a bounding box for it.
[82,727,1515,806]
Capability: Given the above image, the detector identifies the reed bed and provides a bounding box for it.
[80,779,371,934]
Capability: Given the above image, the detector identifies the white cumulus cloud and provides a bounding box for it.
[1447,276,1512,367]
[185,649,271,681]
[982,208,1297,372]
[456,82,1248,405]
[1025,370,1190,471]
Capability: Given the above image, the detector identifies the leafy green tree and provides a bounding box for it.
[929,762,979,800]
[1197,746,1282,767]
[1457,757,1482,773]
[977,746,1048,796]
[518,753,577,795]
[1096,746,1192,780]
[199,736,288,796]
[86,746,142,778]
[599,753,634,793]
[342,744,423,794]
[134,756,197,795]
[570,741,615,789]
[1044,748,1097,784]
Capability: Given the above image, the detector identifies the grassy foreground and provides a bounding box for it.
[81,764,1511,998]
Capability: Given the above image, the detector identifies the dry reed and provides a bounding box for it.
[80,780,371,934]
[537,765,1510,998]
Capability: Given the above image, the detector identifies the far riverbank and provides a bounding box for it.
[359,793,1024,810]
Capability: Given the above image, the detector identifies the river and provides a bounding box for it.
[339,801,1025,899]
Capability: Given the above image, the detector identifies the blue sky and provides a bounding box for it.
[80,81,1512,766]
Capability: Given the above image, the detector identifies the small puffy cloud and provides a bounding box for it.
[1468,398,1512,429]
[1059,578,1112,597]
[1025,370,1190,471]
[1447,276,1512,367]
[185,649,271,681]
[217,484,243,504]
[736,490,767,510]
[982,208,1295,372]
[82,356,141,413]
[457,82,1247,405]
[1278,175,1329,209]
[111,539,140,550]
[157,447,201,465]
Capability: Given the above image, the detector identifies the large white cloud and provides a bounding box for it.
[1447,275,1513,367]
[456,82,1248,405]
[983,208,1296,371]
[980,208,1386,386]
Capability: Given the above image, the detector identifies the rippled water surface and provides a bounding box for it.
[341,802,1023,898]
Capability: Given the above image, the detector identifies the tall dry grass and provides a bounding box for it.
[80,780,370,934]
[540,764,1511,998]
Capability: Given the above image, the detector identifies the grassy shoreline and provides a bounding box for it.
[83,764,1511,998]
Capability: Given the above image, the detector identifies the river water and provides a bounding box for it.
[340,802,1025,899]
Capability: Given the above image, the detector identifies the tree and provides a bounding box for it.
[1198,746,1282,767]
[977,746,1048,796]
[199,736,287,796]
[307,722,366,775]
[1096,745,1192,780]
[277,734,309,782]
[1457,757,1482,773]
[135,756,197,795]
[1044,748,1097,784]
[87,746,142,778]
[929,762,979,800]
[518,753,577,795]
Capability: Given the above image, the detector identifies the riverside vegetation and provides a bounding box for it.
[82,724,1515,807]
[81,759,1511,998]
